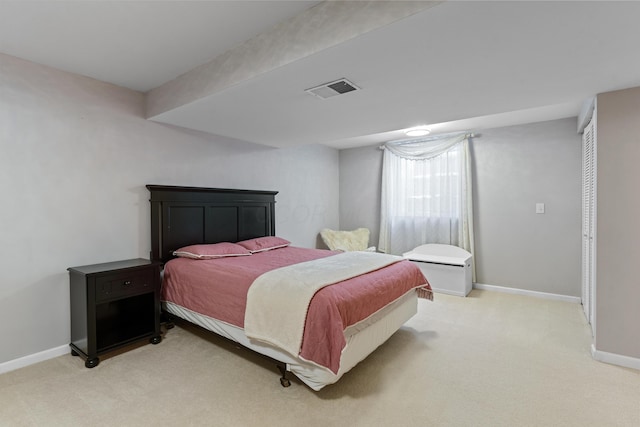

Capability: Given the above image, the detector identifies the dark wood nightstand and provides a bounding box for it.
[68,258,162,368]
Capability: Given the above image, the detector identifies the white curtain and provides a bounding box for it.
[379,132,475,280]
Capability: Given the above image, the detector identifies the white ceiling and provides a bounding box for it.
[2,1,640,149]
[0,1,320,92]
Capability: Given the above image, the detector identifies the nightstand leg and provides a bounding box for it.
[85,357,99,368]
[150,335,162,345]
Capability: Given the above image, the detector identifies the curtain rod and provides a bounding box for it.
[378,132,477,150]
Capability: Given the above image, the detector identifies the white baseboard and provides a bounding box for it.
[0,345,69,375]
[591,344,640,371]
[473,283,581,304]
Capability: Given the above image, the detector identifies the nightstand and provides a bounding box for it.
[68,258,162,368]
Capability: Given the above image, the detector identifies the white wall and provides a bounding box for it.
[0,54,339,364]
[339,118,582,296]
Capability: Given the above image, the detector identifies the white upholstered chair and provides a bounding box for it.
[320,228,376,252]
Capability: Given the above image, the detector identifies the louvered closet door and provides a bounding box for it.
[582,117,596,334]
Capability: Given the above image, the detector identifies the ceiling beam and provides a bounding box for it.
[145,1,441,119]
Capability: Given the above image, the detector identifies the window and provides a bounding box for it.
[379,133,474,263]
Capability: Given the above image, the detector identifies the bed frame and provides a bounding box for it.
[147,184,294,385]
[146,184,420,390]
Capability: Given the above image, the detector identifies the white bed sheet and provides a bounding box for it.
[163,290,418,391]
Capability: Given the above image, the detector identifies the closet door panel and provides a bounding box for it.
[581,116,596,336]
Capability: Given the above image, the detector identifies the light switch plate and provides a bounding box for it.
[536,203,545,214]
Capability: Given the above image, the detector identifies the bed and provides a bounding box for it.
[147,185,432,390]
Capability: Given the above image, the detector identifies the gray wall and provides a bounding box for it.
[339,144,384,246]
[595,87,640,359]
[340,118,582,296]
[0,54,339,365]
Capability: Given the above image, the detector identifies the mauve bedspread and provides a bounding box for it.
[162,246,429,373]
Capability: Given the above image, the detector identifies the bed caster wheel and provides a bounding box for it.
[85,358,99,369]
[71,349,79,357]
[276,364,290,387]
[150,335,162,345]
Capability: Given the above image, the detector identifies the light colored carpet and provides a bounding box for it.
[1,289,638,426]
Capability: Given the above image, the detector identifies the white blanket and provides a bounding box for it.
[244,251,402,357]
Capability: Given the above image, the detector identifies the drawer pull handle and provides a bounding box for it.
[123,280,132,287]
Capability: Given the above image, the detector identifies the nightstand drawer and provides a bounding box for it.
[95,269,154,302]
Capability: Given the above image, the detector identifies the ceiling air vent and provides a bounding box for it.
[305,78,360,100]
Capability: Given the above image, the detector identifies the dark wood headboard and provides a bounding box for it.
[147,185,278,264]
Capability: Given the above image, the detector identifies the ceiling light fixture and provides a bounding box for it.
[405,126,431,137]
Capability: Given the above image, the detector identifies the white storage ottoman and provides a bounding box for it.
[403,244,473,297]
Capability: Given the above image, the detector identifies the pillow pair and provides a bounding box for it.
[173,236,290,260]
